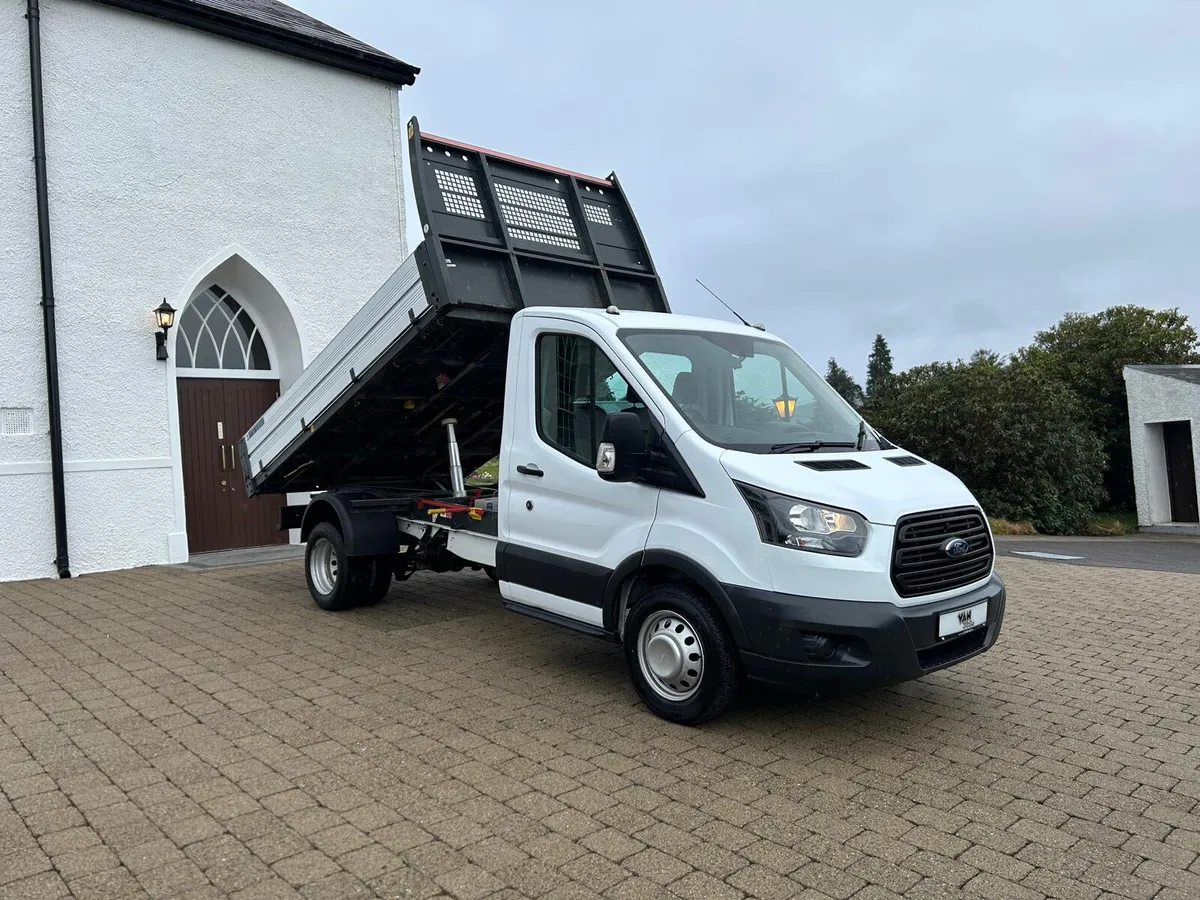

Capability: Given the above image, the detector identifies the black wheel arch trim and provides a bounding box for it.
[602,550,751,649]
[300,492,400,557]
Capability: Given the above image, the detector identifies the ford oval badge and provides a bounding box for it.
[942,537,970,558]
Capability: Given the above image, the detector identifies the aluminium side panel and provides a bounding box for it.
[242,253,428,485]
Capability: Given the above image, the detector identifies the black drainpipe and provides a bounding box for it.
[26,0,71,578]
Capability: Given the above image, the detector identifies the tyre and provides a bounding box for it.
[358,555,394,606]
[483,566,499,585]
[305,523,368,611]
[623,582,740,725]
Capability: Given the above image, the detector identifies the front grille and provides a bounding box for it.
[891,506,993,598]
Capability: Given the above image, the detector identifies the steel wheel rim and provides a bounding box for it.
[310,538,338,595]
[637,610,704,702]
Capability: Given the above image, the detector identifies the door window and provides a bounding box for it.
[537,333,634,464]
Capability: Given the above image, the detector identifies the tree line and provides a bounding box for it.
[824,306,1200,533]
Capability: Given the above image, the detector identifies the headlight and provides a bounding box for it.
[736,483,868,557]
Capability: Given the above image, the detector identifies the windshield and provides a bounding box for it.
[619,329,881,453]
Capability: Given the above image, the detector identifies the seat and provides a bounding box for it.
[671,371,706,424]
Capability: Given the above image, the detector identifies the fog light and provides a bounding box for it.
[802,633,837,661]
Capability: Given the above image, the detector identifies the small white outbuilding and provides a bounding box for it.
[1123,365,1200,534]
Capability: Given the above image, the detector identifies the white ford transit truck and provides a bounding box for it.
[239,119,1006,724]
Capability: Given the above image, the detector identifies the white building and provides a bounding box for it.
[1123,365,1200,534]
[1,0,417,581]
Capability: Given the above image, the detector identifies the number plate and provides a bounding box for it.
[938,601,987,639]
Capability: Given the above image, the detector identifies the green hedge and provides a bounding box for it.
[865,357,1106,534]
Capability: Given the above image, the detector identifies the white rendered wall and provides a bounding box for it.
[1123,367,1200,527]
[0,0,407,580]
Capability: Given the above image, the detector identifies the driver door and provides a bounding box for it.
[500,318,661,628]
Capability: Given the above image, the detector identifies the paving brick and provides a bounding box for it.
[271,850,340,887]
[437,863,506,900]
[679,840,750,879]
[959,844,1035,881]
[792,861,866,900]
[581,828,644,864]
[132,859,208,898]
[368,866,442,900]
[846,855,921,895]
[0,871,70,899]
[624,848,692,886]
[905,850,979,887]
[727,863,799,900]
[559,852,630,892]
[667,869,744,900]
[65,866,144,900]
[963,871,1044,900]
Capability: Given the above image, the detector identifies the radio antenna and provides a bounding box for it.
[696,278,754,329]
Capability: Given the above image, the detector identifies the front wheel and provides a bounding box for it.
[623,582,740,725]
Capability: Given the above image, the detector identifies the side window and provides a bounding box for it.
[537,333,632,464]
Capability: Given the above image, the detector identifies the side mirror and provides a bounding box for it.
[596,411,647,482]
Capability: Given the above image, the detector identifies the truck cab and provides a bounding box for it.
[495,305,1003,723]
[240,120,1005,725]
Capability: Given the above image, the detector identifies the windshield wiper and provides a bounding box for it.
[856,420,867,451]
[769,441,858,454]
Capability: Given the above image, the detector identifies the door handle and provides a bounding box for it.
[230,444,236,468]
[516,464,543,477]
[221,445,226,470]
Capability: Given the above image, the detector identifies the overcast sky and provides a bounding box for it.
[295,0,1200,382]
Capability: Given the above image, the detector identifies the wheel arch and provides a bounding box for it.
[602,550,750,649]
[299,492,400,557]
[300,496,343,543]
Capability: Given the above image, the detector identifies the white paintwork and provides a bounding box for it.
[1123,366,1200,527]
[0,0,407,580]
[499,582,605,628]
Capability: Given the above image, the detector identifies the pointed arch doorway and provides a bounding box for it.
[176,284,289,553]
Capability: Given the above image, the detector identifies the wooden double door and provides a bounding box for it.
[178,378,288,553]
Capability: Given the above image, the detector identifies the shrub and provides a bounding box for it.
[865,356,1106,534]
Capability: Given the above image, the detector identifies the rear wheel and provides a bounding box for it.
[302,520,372,614]
[359,555,393,606]
[483,566,499,585]
[623,582,740,725]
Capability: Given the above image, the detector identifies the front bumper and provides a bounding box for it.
[727,574,1005,688]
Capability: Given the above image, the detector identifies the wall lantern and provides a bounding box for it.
[154,299,176,360]
[773,392,796,419]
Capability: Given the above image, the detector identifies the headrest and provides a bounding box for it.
[672,371,699,405]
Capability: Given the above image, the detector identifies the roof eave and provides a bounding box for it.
[90,0,419,87]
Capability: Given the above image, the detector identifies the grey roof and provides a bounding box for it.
[92,0,418,86]
[1126,365,1200,387]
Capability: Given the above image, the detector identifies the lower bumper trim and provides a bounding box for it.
[728,574,1006,688]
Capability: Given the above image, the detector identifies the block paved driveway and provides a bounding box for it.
[1,557,1198,900]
